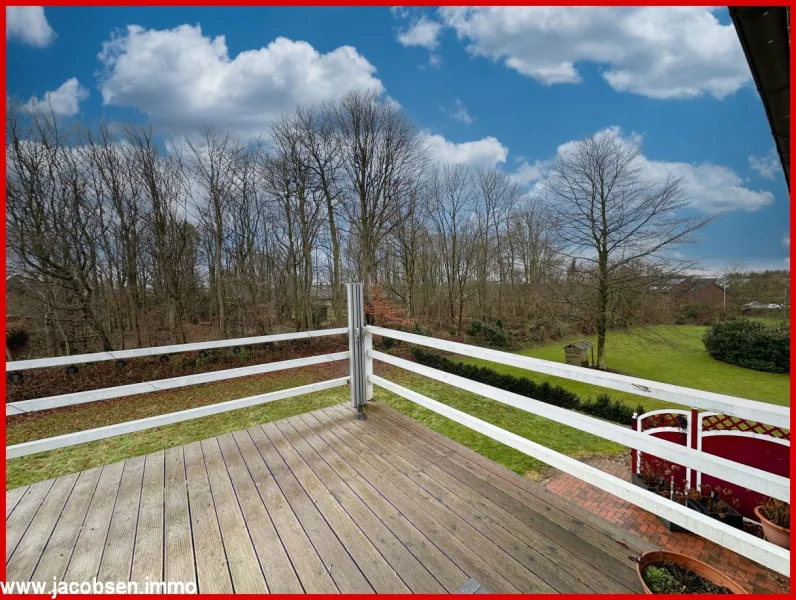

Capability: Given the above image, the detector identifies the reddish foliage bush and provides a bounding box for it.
[366,287,413,330]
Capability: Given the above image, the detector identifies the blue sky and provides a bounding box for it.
[5,6,790,273]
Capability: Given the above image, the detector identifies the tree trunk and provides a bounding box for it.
[597,250,609,369]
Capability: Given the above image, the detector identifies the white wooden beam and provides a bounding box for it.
[372,350,789,502]
[6,352,350,416]
[371,374,790,577]
[6,377,349,459]
[367,326,789,428]
[7,328,349,371]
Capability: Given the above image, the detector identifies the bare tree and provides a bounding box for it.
[7,105,114,351]
[542,130,713,368]
[334,89,426,303]
[182,128,241,337]
[429,164,484,333]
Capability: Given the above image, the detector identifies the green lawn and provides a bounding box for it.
[376,369,622,478]
[6,324,789,489]
[5,368,349,489]
[457,325,789,413]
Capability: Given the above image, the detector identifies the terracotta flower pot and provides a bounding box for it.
[755,505,790,549]
[636,551,748,594]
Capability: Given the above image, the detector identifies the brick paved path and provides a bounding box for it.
[543,453,790,594]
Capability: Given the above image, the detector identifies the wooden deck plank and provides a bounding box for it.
[201,437,267,593]
[365,404,640,593]
[7,403,654,595]
[98,457,146,583]
[332,405,584,592]
[371,402,646,591]
[372,402,655,557]
[216,433,303,594]
[276,418,446,593]
[6,478,55,562]
[64,462,124,582]
[262,421,408,593]
[246,424,373,593]
[6,473,79,582]
[163,445,195,587]
[301,410,519,594]
[30,468,102,584]
[289,413,470,593]
[231,429,337,594]
[183,441,233,594]
[130,451,164,590]
[318,407,550,593]
[5,486,29,519]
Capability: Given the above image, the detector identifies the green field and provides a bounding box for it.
[6,324,789,489]
[458,325,790,412]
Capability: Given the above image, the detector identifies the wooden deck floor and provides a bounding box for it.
[6,402,655,593]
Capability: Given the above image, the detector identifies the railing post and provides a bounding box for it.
[346,283,367,420]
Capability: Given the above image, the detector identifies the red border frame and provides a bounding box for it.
[1,2,793,597]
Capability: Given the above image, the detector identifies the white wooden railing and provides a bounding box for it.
[362,325,791,577]
[4,283,790,576]
[5,328,351,459]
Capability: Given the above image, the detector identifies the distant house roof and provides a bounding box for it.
[678,278,732,298]
[310,285,334,300]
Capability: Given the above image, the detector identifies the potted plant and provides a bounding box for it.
[631,459,689,532]
[637,551,747,594]
[686,484,744,531]
[754,497,790,549]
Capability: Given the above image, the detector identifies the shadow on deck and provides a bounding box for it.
[6,402,655,593]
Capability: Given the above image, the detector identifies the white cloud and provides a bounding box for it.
[420,131,508,168]
[442,99,473,125]
[397,15,441,50]
[437,7,750,99]
[24,78,89,116]
[97,24,385,134]
[510,160,547,186]
[6,6,55,47]
[783,235,789,248]
[749,148,779,180]
[525,126,773,213]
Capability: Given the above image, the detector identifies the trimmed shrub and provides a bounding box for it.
[411,347,642,425]
[466,319,510,348]
[702,318,789,373]
[676,303,715,325]
[412,322,432,337]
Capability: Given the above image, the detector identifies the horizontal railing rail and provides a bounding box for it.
[372,350,789,502]
[6,327,352,460]
[6,352,350,416]
[367,326,789,428]
[370,374,790,577]
[6,377,349,459]
[6,327,349,371]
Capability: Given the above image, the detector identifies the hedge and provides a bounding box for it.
[466,319,510,348]
[702,318,789,374]
[411,347,643,425]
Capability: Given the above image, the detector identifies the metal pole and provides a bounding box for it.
[346,283,367,420]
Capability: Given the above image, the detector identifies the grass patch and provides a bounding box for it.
[459,325,789,412]
[7,324,788,489]
[6,366,348,489]
[376,368,623,478]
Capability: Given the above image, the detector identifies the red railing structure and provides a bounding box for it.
[632,409,790,520]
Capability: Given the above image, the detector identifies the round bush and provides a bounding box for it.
[702,318,789,374]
